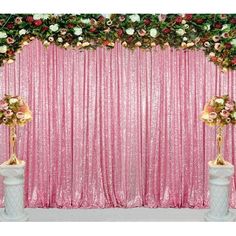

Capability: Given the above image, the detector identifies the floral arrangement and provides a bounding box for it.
[200,95,236,126]
[0,14,236,71]
[0,94,32,126]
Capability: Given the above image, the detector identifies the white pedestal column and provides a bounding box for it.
[0,161,28,221]
[205,161,235,222]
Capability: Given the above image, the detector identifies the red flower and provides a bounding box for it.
[98,15,105,22]
[143,18,151,25]
[231,57,236,65]
[26,16,34,23]
[195,18,204,24]
[230,18,236,24]
[117,29,123,37]
[162,28,171,34]
[33,20,43,27]
[127,36,133,43]
[67,23,74,29]
[211,56,218,63]
[185,14,193,21]
[103,40,110,46]
[42,26,49,32]
[214,22,222,29]
[89,27,96,32]
[175,16,182,24]
[225,43,232,49]
[6,23,14,29]
[7,49,14,56]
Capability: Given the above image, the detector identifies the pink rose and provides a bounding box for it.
[209,112,217,119]
[158,14,167,22]
[16,112,25,119]
[220,109,229,117]
[4,109,13,117]
[225,101,234,111]
[0,100,8,110]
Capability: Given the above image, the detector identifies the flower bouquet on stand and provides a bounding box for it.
[200,95,236,165]
[0,95,32,165]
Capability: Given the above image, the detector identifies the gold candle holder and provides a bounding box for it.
[7,125,21,165]
[214,126,225,165]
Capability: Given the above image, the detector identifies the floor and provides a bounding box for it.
[0,207,221,221]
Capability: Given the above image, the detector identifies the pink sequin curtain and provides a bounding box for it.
[0,40,236,208]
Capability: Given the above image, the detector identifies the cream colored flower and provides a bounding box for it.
[33,14,49,20]
[9,98,18,104]
[203,24,211,31]
[135,41,142,47]
[126,28,134,35]
[0,45,7,53]
[187,42,194,47]
[0,31,7,38]
[74,27,83,36]
[183,24,189,29]
[183,37,188,41]
[231,112,236,118]
[129,14,140,22]
[150,28,157,38]
[231,38,236,46]
[49,24,59,32]
[221,24,230,31]
[82,42,90,47]
[81,19,90,24]
[215,98,224,104]
[57,37,63,43]
[176,28,186,36]
[19,29,27,35]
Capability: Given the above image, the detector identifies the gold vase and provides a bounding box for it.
[213,126,225,165]
[6,125,21,165]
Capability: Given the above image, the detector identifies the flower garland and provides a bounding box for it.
[0,14,236,71]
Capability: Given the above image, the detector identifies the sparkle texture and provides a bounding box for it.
[0,40,236,208]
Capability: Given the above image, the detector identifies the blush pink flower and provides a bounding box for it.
[16,112,25,119]
[225,101,234,111]
[4,109,13,117]
[220,109,229,118]
[209,112,217,119]
[0,100,8,110]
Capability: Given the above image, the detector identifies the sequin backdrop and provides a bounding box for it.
[0,40,236,208]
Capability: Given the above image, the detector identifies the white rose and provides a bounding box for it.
[74,27,83,36]
[150,28,157,38]
[0,45,7,53]
[81,19,90,24]
[183,37,188,41]
[215,98,224,104]
[0,31,7,38]
[78,36,83,41]
[126,28,135,35]
[19,29,27,35]
[203,24,211,31]
[129,14,140,22]
[33,14,41,20]
[102,14,111,19]
[231,38,236,46]
[176,28,186,36]
[222,24,230,31]
[57,37,63,43]
[183,24,189,29]
[9,98,18,104]
[49,24,59,32]
[33,14,49,20]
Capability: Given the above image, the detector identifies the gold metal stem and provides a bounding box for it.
[214,126,225,165]
[7,125,21,165]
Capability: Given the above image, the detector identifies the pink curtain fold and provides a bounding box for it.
[0,40,236,208]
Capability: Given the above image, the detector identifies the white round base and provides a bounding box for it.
[0,210,29,222]
[204,211,235,222]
